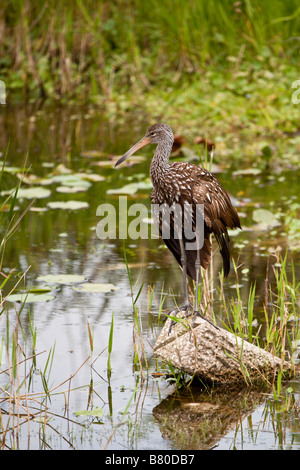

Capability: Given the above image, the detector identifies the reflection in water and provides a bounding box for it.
[153,383,300,450]
[0,103,299,450]
[153,386,266,450]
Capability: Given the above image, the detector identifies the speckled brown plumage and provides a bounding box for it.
[115,123,241,327]
[146,124,241,279]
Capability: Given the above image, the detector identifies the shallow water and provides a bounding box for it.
[0,103,299,450]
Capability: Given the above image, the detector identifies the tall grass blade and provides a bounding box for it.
[107,313,114,380]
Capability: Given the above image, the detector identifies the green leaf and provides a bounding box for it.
[56,186,88,193]
[17,187,51,199]
[37,274,86,284]
[52,174,91,188]
[252,209,281,229]
[1,166,25,174]
[1,187,51,199]
[261,145,272,160]
[232,168,262,176]
[73,282,120,293]
[33,416,52,423]
[47,201,89,210]
[107,180,152,195]
[7,293,55,303]
[27,285,54,293]
[165,314,190,330]
[74,407,104,417]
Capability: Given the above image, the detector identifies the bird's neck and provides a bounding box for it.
[150,141,172,187]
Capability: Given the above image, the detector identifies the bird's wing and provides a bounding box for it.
[191,170,241,277]
[150,166,241,279]
[151,187,212,281]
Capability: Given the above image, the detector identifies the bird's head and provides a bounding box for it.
[114,123,174,167]
[144,123,174,145]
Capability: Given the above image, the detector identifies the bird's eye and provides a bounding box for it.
[150,131,156,136]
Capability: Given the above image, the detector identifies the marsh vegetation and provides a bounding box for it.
[0,0,300,450]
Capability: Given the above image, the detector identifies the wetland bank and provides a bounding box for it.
[0,1,300,450]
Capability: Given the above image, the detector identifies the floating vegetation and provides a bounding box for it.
[56,186,88,193]
[1,187,51,199]
[233,168,262,177]
[51,171,104,186]
[7,292,55,303]
[73,282,120,293]
[107,180,153,195]
[0,0,299,450]
[47,201,89,210]
[37,274,86,284]
[1,166,26,174]
[252,208,281,230]
[74,407,104,417]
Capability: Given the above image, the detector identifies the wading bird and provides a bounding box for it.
[115,123,241,329]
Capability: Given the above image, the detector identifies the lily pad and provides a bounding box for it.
[107,180,152,195]
[16,173,54,186]
[2,166,25,174]
[52,174,91,188]
[80,150,107,158]
[47,201,89,210]
[232,168,262,177]
[228,228,241,237]
[33,416,52,424]
[74,407,104,417]
[241,268,249,274]
[17,187,51,199]
[73,282,120,293]
[27,285,55,293]
[252,209,281,229]
[56,186,88,193]
[75,172,105,182]
[29,206,48,212]
[52,163,72,175]
[37,274,86,284]
[7,292,55,303]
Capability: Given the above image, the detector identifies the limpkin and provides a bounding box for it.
[115,123,241,329]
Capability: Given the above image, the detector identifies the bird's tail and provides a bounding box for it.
[211,220,231,278]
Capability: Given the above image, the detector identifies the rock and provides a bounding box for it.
[153,314,293,386]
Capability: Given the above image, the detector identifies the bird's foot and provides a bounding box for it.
[191,310,219,330]
[166,303,192,334]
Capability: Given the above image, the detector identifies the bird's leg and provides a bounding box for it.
[180,237,190,311]
[194,248,201,315]
[167,237,191,334]
[191,238,218,330]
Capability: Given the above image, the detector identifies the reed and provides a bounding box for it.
[148,247,299,391]
[0,152,298,448]
[123,242,147,380]
[219,253,299,366]
[2,0,300,100]
[0,151,93,448]
[107,312,114,381]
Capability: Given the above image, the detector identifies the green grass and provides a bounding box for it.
[1,2,299,445]
[217,253,299,366]
[2,1,300,169]
[2,0,300,101]
[0,152,93,448]
[0,158,299,448]
[123,242,148,380]
[107,312,114,381]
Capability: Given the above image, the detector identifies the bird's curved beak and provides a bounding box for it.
[114,136,151,167]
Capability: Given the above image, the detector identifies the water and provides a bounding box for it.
[0,103,299,450]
